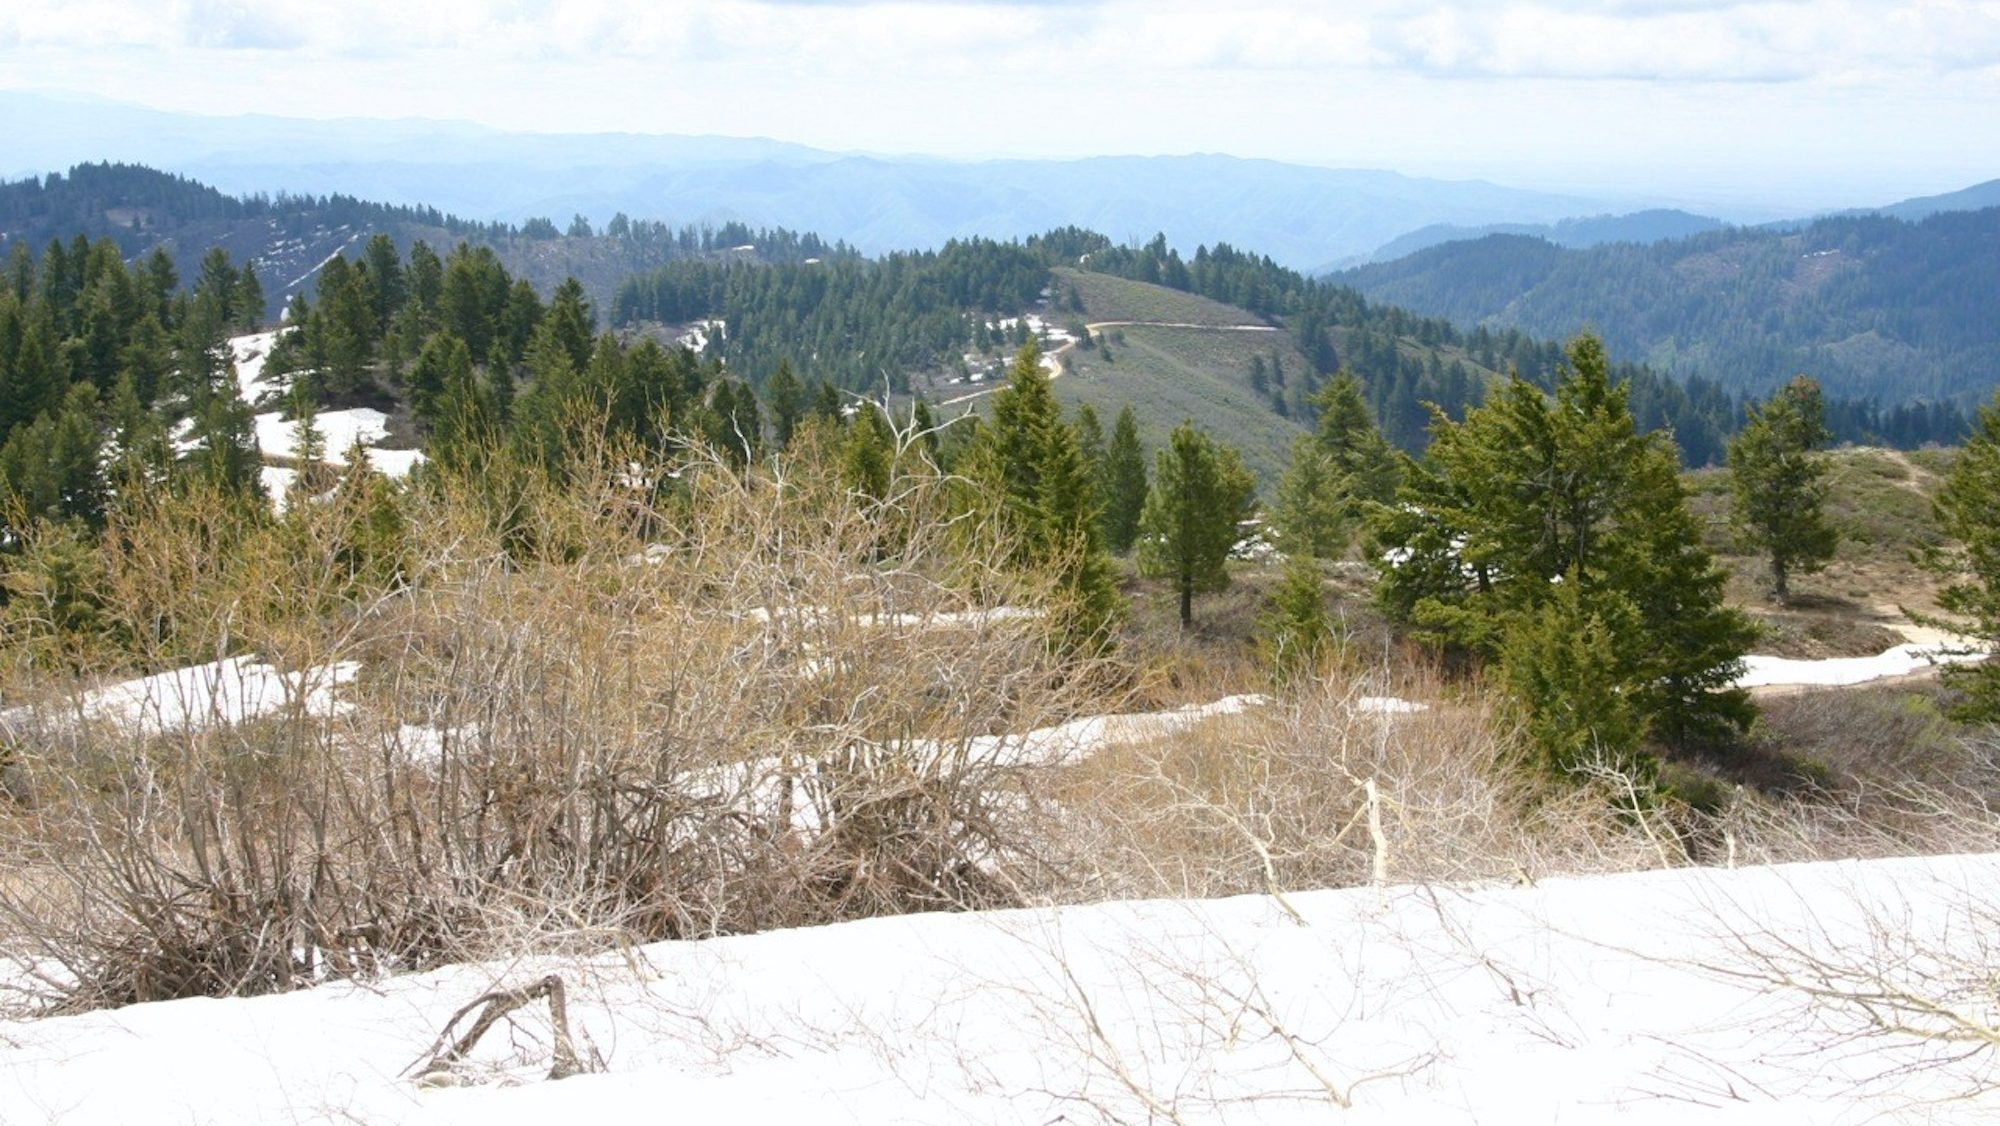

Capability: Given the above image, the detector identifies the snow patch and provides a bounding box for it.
[1735,642,1986,690]
[1,656,357,742]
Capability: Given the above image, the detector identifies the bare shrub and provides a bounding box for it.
[0,423,1110,1011]
[1056,665,1667,905]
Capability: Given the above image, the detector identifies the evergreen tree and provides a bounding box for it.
[1138,420,1256,629]
[1310,372,1401,508]
[233,262,265,330]
[840,404,895,503]
[969,341,1122,651]
[1375,333,1754,752]
[1260,553,1331,683]
[541,278,595,374]
[764,359,806,448]
[1496,579,1648,776]
[1917,394,2000,722]
[1102,405,1147,553]
[0,318,64,441]
[312,255,378,399]
[1073,402,1106,479]
[182,382,263,499]
[0,384,106,528]
[361,234,405,335]
[406,331,469,429]
[1272,435,1349,558]
[194,247,239,328]
[287,377,332,499]
[429,338,498,474]
[1728,375,1838,602]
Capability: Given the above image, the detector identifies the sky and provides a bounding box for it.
[2,0,1997,210]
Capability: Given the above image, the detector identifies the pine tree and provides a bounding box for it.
[1310,372,1401,508]
[1073,402,1106,479]
[1375,333,1754,753]
[1917,394,2000,721]
[969,341,1122,652]
[1272,435,1349,558]
[1496,579,1647,776]
[183,383,263,500]
[287,377,332,499]
[1138,420,1256,629]
[1260,552,1331,683]
[233,262,265,330]
[312,255,377,399]
[763,359,806,448]
[840,404,894,503]
[1102,405,1147,553]
[541,278,595,374]
[1728,375,1838,602]
[429,337,498,474]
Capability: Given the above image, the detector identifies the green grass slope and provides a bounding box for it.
[1057,325,1310,487]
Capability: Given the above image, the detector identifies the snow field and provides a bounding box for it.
[6,853,1995,1123]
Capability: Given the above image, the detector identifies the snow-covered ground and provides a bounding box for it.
[676,318,725,354]
[1738,641,1986,692]
[252,405,424,478]
[225,331,428,490]
[230,329,287,406]
[6,852,1995,1123]
[0,656,357,742]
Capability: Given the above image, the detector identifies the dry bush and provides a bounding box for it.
[1055,665,1668,905]
[0,422,1112,1011]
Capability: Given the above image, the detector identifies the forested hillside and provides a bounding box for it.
[1336,208,2000,405]
[0,163,850,321]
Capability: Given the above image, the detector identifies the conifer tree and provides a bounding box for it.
[1102,405,1147,553]
[1260,552,1331,683]
[406,331,468,428]
[970,341,1122,651]
[840,404,895,503]
[1272,435,1349,558]
[1728,375,1837,602]
[1138,420,1255,629]
[1375,333,1754,753]
[1073,402,1106,480]
[1496,579,1647,775]
[0,384,106,528]
[429,337,497,474]
[233,262,264,330]
[183,383,263,500]
[763,360,806,448]
[542,278,595,374]
[1917,393,2000,721]
[1310,372,1401,508]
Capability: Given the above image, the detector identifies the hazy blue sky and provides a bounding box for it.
[3,0,1996,208]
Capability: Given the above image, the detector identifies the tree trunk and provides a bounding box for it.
[1773,557,1790,604]
[1180,575,1194,630]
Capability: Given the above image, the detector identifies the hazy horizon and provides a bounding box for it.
[3,1,1996,217]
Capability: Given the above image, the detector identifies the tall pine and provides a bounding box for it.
[1138,420,1256,629]
[1728,375,1838,602]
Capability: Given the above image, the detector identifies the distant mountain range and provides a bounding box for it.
[2,92,1627,269]
[1335,207,2000,404]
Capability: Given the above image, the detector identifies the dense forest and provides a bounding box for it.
[611,237,1052,393]
[1336,207,2000,405]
